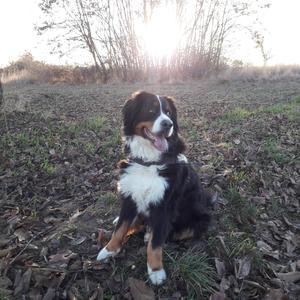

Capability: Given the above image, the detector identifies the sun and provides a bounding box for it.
[143,4,179,61]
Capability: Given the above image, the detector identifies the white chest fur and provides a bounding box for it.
[119,163,168,214]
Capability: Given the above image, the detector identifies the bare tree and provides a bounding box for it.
[37,0,269,81]
[252,31,272,66]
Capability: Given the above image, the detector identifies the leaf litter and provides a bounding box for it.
[0,79,300,299]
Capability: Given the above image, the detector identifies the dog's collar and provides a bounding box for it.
[129,157,165,166]
[129,156,179,166]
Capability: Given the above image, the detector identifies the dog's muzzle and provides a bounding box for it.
[160,119,173,136]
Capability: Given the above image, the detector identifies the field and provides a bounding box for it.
[0,77,299,299]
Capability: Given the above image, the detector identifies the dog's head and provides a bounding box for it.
[122,91,179,156]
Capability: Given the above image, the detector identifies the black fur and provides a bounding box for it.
[117,91,211,250]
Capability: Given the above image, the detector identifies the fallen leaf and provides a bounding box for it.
[215,258,226,277]
[0,236,11,247]
[219,277,230,292]
[276,271,300,283]
[282,215,300,230]
[7,215,21,232]
[49,250,77,268]
[71,236,87,246]
[257,241,273,252]
[14,228,30,241]
[243,279,265,291]
[28,287,42,300]
[210,292,229,300]
[0,276,12,289]
[22,268,32,292]
[0,246,17,258]
[257,241,280,260]
[128,277,155,300]
[235,257,251,279]
[89,284,103,300]
[42,287,56,300]
[263,288,288,300]
[14,275,24,296]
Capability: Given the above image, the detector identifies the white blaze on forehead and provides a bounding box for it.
[152,95,173,136]
[156,95,162,110]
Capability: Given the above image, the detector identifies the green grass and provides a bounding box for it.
[213,96,300,128]
[262,137,291,165]
[166,249,217,298]
[231,126,242,135]
[229,170,249,184]
[208,233,256,263]
[223,108,252,122]
[179,118,200,142]
[0,290,10,300]
[257,97,300,121]
[0,129,56,168]
[84,142,96,155]
[85,116,105,132]
[224,187,257,229]
[103,193,118,206]
[268,196,285,218]
[41,159,57,175]
[66,116,105,136]
[101,128,121,158]
[208,233,272,286]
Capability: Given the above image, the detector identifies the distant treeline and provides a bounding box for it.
[2,53,300,85]
[36,0,270,82]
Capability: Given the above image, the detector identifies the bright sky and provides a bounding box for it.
[1,0,300,67]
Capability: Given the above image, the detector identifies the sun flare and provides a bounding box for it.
[143,5,179,61]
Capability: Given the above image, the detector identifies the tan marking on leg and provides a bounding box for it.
[171,228,194,241]
[106,222,130,252]
[147,232,163,271]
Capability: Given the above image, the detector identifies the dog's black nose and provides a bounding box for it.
[161,119,173,129]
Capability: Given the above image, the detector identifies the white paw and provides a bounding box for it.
[96,247,119,261]
[147,264,166,285]
[112,216,119,225]
[144,232,150,243]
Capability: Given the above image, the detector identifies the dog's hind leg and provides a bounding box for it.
[97,197,137,261]
[126,214,145,236]
[170,227,195,241]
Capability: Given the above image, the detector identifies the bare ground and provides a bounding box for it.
[0,77,299,300]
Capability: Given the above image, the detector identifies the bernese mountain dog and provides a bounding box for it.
[97,91,211,285]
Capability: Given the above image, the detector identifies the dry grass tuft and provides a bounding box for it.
[217,64,300,82]
[1,53,99,85]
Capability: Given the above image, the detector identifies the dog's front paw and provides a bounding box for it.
[96,247,119,261]
[147,265,166,285]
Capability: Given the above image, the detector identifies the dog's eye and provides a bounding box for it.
[166,111,171,116]
[149,110,155,114]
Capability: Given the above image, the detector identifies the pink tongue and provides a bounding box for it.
[154,136,168,152]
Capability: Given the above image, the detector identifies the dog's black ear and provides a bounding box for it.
[122,91,146,136]
[165,96,178,132]
[122,97,136,136]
